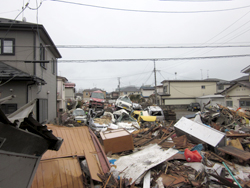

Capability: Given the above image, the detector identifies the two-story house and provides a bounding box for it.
[57,76,68,113]
[116,86,141,96]
[159,79,218,107]
[0,18,61,123]
[218,74,250,110]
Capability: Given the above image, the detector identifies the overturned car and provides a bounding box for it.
[115,95,133,111]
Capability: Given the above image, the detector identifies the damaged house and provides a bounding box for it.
[0,18,61,123]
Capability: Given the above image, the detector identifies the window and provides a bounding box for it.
[124,92,127,94]
[0,104,17,115]
[226,101,233,107]
[51,58,56,74]
[201,85,205,89]
[163,86,168,93]
[218,85,224,90]
[239,100,250,107]
[0,38,15,55]
[40,43,46,68]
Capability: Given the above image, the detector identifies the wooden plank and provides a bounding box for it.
[218,146,250,161]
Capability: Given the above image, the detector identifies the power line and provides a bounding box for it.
[48,0,250,14]
[7,44,250,48]
[2,53,250,63]
[57,54,250,63]
[55,44,250,48]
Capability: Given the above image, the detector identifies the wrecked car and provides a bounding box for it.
[72,108,87,124]
[89,90,105,109]
[113,109,140,133]
[131,110,157,125]
[187,102,201,111]
[132,102,142,110]
[145,106,164,121]
[115,95,133,111]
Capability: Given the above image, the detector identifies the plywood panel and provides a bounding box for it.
[31,158,84,188]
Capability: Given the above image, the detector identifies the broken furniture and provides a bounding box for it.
[100,129,134,154]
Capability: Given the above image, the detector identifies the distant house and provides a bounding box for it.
[158,79,218,107]
[116,86,141,96]
[83,88,106,102]
[140,85,154,100]
[65,83,76,100]
[0,18,61,123]
[57,76,68,113]
[218,75,250,109]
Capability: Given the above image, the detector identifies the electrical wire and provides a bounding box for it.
[178,9,250,57]
[49,0,250,14]
[57,54,250,63]
[3,2,29,38]
[2,53,250,63]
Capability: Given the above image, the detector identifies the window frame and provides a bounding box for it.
[40,43,46,69]
[0,38,15,55]
[226,101,233,107]
[51,58,56,74]
[0,103,17,114]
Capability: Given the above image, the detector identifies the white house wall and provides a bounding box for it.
[142,90,154,97]
[168,82,217,98]
[225,85,250,109]
[164,98,196,105]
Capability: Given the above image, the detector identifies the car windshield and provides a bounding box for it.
[121,96,132,104]
[192,103,200,106]
[91,92,104,99]
[73,109,85,116]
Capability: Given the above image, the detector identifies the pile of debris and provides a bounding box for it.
[85,104,250,187]
[33,104,250,188]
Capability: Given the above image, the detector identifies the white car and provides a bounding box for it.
[115,95,133,111]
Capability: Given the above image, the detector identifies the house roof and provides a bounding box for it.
[0,61,46,84]
[118,86,140,92]
[140,86,154,90]
[231,76,249,82]
[65,83,75,88]
[241,65,250,74]
[57,76,68,82]
[198,94,224,99]
[0,17,61,58]
[217,81,250,94]
[161,79,219,83]
[83,88,105,92]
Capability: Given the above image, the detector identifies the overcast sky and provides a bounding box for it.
[2,0,250,92]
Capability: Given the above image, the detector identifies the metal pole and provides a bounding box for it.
[154,60,157,105]
[118,77,120,96]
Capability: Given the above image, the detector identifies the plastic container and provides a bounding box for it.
[184,148,202,162]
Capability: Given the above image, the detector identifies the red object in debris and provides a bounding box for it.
[184,149,202,162]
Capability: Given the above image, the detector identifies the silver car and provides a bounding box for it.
[145,106,165,121]
[72,108,87,124]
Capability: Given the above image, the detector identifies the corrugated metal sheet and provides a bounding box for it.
[41,125,104,182]
[42,125,95,160]
[31,157,84,188]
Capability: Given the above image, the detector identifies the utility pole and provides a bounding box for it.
[118,77,120,97]
[154,60,157,105]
